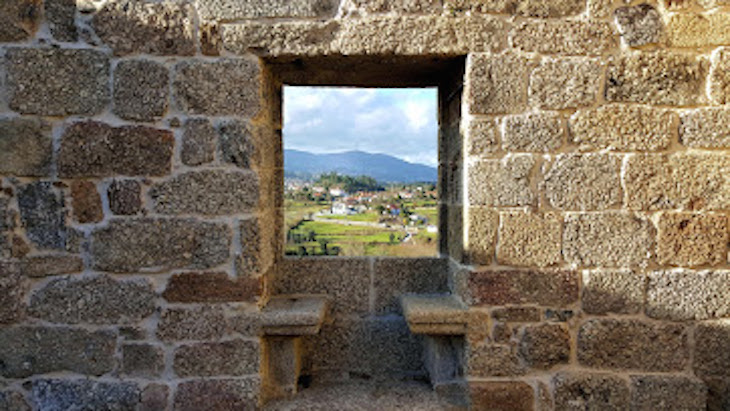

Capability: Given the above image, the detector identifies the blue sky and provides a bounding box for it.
[283,87,439,167]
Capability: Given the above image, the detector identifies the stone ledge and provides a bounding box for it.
[401,295,468,335]
[261,295,329,336]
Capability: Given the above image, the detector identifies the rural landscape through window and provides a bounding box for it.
[283,86,439,257]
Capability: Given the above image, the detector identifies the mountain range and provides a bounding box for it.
[284,149,438,183]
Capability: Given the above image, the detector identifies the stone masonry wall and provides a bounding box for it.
[0,0,729,409]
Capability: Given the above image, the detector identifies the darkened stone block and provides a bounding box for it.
[32,379,139,411]
[113,60,169,122]
[174,339,260,377]
[17,182,67,250]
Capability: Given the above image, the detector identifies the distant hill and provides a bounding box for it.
[284,150,437,183]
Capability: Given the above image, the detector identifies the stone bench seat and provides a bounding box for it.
[401,294,469,335]
[262,294,329,336]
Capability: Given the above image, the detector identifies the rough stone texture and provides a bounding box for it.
[468,54,529,115]
[497,211,562,267]
[705,378,730,411]
[163,272,261,303]
[543,154,622,211]
[630,375,706,411]
[667,12,730,48]
[17,182,67,250]
[656,212,728,267]
[93,1,195,56]
[70,181,103,224]
[201,23,222,56]
[345,0,442,14]
[563,212,654,268]
[0,118,52,177]
[45,0,77,42]
[174,339,259,377]
[710,48,730,105]
[182,119,217,166]
[614,4,664,47]
[0,390,30,411]
[582,270,644,315]
[221,20,340,56]
[238,216,264,277]
[469,381,535,411]
[468,118,500,156]
[553,372,630,410]
[12,255,83,278]
[139,384,169,411]
[150,170,258,215]
[647,270,730,321]
[468,269,579,307]
[518,323,571,369]
[174,59,260,116]
[467,155,534,206]
[512,20,618,55]
[219,120,257,168]
[90,218,231,273]
[695,322,730,378]
[174,379,260,411]
[107,180,142,216]
[680,107,730,149]
[0,327,115,378]
[577,319,688,371]
[156,306,227,342]
[32,380,139,411]
[0,0,41,42]
[373,258,449,314]
[29,275,155,324]
[492,307,541,323]
[467,343,525,377]
[59,121,173,178]
[530,58,602,110]
[0,267,26,324]
[605,52,708,106]
[113,60,169,122]
[502,112,563,152]
[465,207,497,265]
[198,0,339,20]
[121,344,164,378]
[5,48,109,116]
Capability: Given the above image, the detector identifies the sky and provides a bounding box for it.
[283,87,439,167]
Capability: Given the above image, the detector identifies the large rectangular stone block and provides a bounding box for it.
[502,112,564,152]
[173,379,260,411]
[667,12,730,47]
[113,60,170,122]
[32,380,139,411]
[156,306,227,342]
[468,53,530,115]
[711,47,730,104]
[17,182,67,250]
[582,270,644,315]
[468,269,579,307]
[656,212,728,267]
[121,343,165,379]
[518,323,571,370]
[467,155,535,206]
[174,339,259,377]
[467,342,525,377]
[174,59,260,116]
[469,381,535,411]
[647,270,730,321]
[543,154,622,211]
[449,0,585,17]
[529,58,602,110]
[198,0,339,20]
[150,170,259,215]
[680,107,730,149]
[0,0,41,42]
[695,322,730,378]
[163,272,261,303]
[0,118,52,177]
[465,207,498,265]
[373,258,449,314]
[497,211,562,267]
[630,375,707,411]
[512,20,617,55]
[553,372,629,410]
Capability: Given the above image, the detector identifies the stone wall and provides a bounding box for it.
[0,0,729,409]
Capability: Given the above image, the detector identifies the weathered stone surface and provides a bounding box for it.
[625,153,730,210]
[468,269,579,307]
[512,20,618,55]
[578,319,688,371]
[0,267,26,324]
[582,270,644,315]
[32,380,139,411]
[14,254,83,278]
[468,118,500,156]
[93,1,195,55]
[0,327,115,378]
[465,207,498,265]
[469,381,534,411]
[667,12,730,47]
[0,390,30,411]
[174,379,259,411]
[468,54,530,115]
[219,120,257,168]
[497,211,562,267]
[113,60,169,122]
[695,322,730,377]
[373,258,448,314]
[6,48,109,116]
[615,4,664,47]
[705,378,730,411]
[606,52,708,106]
[467,343,525,377]
[107,180,141,216]
[198,0,338,20]
[543,154,622,211]
[519,323,570,369]
[530,58,602,110]
[45,0,77,42]
[182,119,217,166]
[150,170,258,215]
[139,384,169,411]
[221,20,340,56]
[492,307,541,322]
[59,122,173,178]
[174,339,259,377]
[467,155,534,206]
[345,0,442,14]
[201,23,222,56]
[70,181,103,224]
[262,295,328,335]
[630,375,706,411]
[553,372,630,410]
[17,182,67,250]
[238,216,264,277]
[656,212,728,267]
[157,306,227,342]
[121,344,164,378]
[0,0,41,42]
[0,118,52,177]
[163,272,261,303]
[174,59,260,116]
[570,104,677,151]
[648,270,730,321]
[680,107,730,148]
[449,0,585,16]
[275,258,370,315]
[711,48,730,105]
[90,218,231,273]
[502,112,563,152]
[29,275,155,324]
[563,212,654,268]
